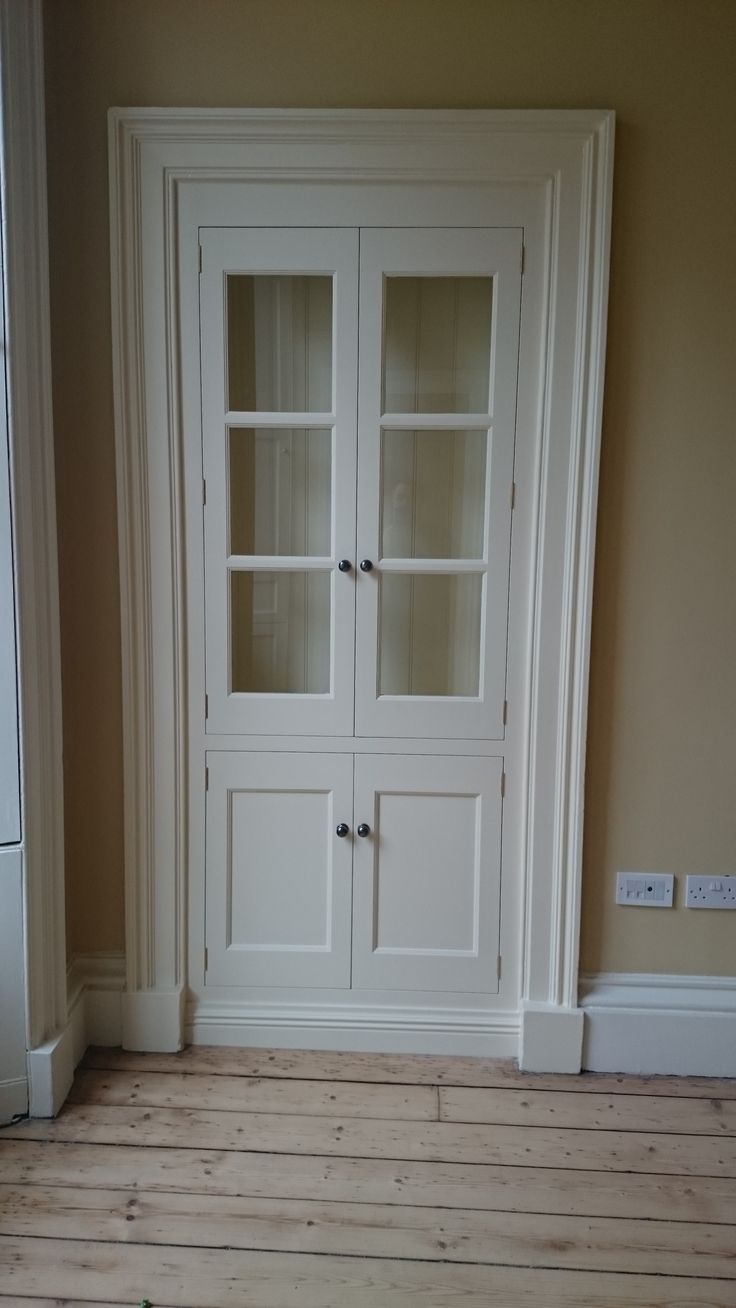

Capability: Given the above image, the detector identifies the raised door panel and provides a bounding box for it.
[351,754,503,993]
[354,228,522,740]
[200,228,359,735]
[205,752,354,988]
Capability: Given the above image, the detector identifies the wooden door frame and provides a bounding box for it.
[0,0,68,1113]
[110,108,614,1070]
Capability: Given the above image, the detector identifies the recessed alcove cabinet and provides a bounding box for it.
[109,110,613,1063]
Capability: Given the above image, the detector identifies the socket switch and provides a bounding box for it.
[615,872,674,907]
[685,875,736,908]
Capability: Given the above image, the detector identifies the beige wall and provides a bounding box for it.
[45,0,736,974]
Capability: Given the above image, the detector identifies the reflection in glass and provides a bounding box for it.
[231,570,331,694]
[381,428,486,559]
[230,428,331,557]
[378,573,482,697]
[383,277,492,413]
[227,275,333,412]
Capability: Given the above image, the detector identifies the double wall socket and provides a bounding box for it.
[615,872,674,907]
[685,875,736,908]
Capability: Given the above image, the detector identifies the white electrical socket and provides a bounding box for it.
[615,872,674,907]
[685,875,736,908]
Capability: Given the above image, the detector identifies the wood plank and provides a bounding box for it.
[439,1085,736,1134]
[2,1237,736,1307]
[1,1184,734,1279]
[3,1139,735,1223]
[7,1102,736,1175]
[83,1045,736,1097]
[69,1068,438,1120]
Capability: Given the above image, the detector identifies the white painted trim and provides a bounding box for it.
[123,990,185,1053]
[519,1003,584,1073]
[67,952,126,1053]
[27,1023,75,1118]
[0,2,66,1064]
[187,999,518,1057]
[580,973,736,1077]
[110,109,614,1060]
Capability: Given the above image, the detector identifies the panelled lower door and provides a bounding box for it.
[351,754,503,993]
[205,752,354,988]
[355,228,522,739]
[200,228,359,735]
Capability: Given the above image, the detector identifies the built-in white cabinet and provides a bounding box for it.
[200,222,520,1020]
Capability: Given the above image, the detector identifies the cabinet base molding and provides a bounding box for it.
[519,1003,585,1073]
[580,972,736,1077]
[27,1022,76,1117]
[122,987,185,1053]
[185,999,519,1057]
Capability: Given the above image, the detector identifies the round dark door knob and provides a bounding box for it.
[359,559,373,572]
[357,823,371,837]
[337,559,352,572]
[335,823,350,838]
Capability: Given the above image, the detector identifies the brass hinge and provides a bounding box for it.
[202,478,207,506]
[198,244,203,274]
[503,699,508,726]
[205,765,209,791]
[520,243,525,275]
[205,693,209,720]
[501,771,506,798]
[510,481,516,510]
[204,947,208,971]
[496,954,502,981]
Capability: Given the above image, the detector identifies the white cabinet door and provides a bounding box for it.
[355,229,521,740]
[205,751,354,988]
[351,754,503,993]
[201,229,359,735]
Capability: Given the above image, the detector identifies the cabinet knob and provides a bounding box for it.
[337,559,352,572]
[357,823,371,838]
[359,559,374,573]
[335,822,350,838]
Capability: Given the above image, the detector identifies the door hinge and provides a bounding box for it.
[510,481,516,511]
[503,699,508,726]
[520,243,525,275]
[501,771,506,798]
[205,765,209,791]
[198,244,203,274]
[202,478,207,506]
[204,947,208,971]
[496,954,502,981]
[205,693,209,720]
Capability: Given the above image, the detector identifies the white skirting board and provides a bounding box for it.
[186,1001,519,1058]
[580,973,736,1077]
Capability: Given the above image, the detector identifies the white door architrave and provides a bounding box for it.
[109,109,614,1070]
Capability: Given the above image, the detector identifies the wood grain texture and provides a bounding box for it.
[2,1237,735,1307]
[69,1068,439,1120]
[1,1184,734,1279]
[8,1101,736,1176]
[4,1139,735,1223]
[82,1045,736,1096]
[439,1085,736,1134]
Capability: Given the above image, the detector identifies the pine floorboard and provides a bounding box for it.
[1,1047,735,1306]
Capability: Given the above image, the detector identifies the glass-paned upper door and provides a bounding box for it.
[355,229,522,739]
[200,229,359,734]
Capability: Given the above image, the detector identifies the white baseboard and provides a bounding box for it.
[123,988,185,1052]
[0,1077,28,1122]
[27,1021,76,1117]
[580,972,736,1077]
[519,1003,584,1072]
[186,1000,519,1057]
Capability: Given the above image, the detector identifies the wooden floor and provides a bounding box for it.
[1,1048,736,1306]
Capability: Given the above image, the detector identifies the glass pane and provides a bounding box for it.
[378,573,482,697]
[231,570,330,694]
[227,275,332,412]
[383,277,492,413]
[381,428,486,559]
[230,428,331,557]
